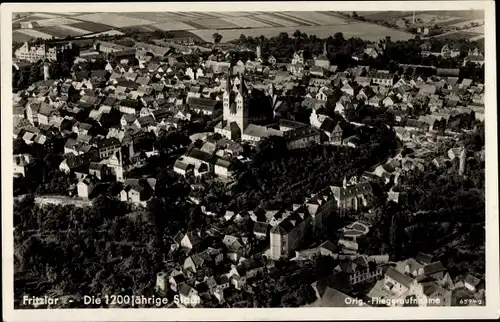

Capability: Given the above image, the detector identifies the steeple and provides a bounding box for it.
[225,68,232,93]
[343,176,347,189]
[238,73,248,97]
[323,42,327,56]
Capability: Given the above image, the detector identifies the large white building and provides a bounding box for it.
[14,42,58,63]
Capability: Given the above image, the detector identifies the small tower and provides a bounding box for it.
[256,45,261,60]
[43,61,50,80]
[342,176,347,189]
[155,272,168,294]
[129,140,135,161]
[459,147,466,176]
[115,149,124,182]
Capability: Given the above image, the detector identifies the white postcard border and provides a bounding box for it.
[1,1,498,321]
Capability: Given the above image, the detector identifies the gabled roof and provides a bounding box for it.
[423,261,446,276]
[385,266,414,288]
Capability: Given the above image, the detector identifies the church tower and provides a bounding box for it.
[323,42,327,56]
[222,69,233,121]
[115,149,125,182]
[235,73,249,131]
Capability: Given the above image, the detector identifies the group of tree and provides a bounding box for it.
[358,128,485,280]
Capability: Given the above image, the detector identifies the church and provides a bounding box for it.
[214,70,321,147]
[214,69,251,141]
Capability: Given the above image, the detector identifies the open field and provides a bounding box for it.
[12,11,416,43]
[359,10,483,21]
[432,31,483,41]
[449,19,484,29]
[190,23,413,42]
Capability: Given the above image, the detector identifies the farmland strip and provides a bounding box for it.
[270,12,315,26]
[251,15,286,28]
[57,24,92,35]
[183,21,209,30]
[16,29,54,40]
[278,12,322,26]
[37,26,80,38]
[70,21,114,33]
[13,31,37,43]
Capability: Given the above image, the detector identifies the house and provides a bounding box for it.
[441,44,460,58]
[269,205,311,260]
[335,257,386,286]
[13,154,35,177]
[119,178,155,203]
[384,266,414,296]
[268,55,277,65]
[179,231,202,251]
[88,162,108,180]
[309,66,325,77]
[371,71,395,86]
[37,103,54,125]
[464,274,484,293]
[167,270,186,293]
[330,177,373,211]
[447,147,463,161]
[320,120,344,145]
[463,54,484,67]
[214,158,232,178]
[306,285,368,307]
[178,284,201,308]
[253,222,269,239]
[72,122,93,136]
[77,175,99,199]
[291,50,304,65]
[364,47,379,59]
[187,97,218,116]
[341,83,354,96]
[95,137,121,159]
[316,87,333,102]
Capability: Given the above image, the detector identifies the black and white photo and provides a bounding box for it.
[2,1,498,321]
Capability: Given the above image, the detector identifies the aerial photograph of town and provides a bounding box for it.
[10,8,487,309]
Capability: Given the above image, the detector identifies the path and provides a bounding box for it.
[34,195,92,207]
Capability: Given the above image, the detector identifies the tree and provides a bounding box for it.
[293,29,302,38]
[333,32,344,43]
[212,33,223,44]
